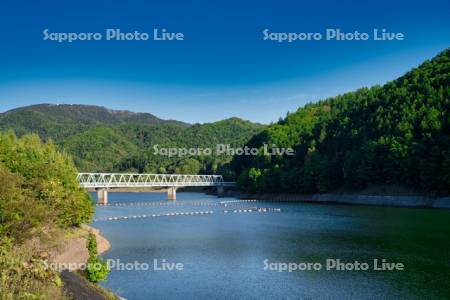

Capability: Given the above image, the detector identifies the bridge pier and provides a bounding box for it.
[167,186,177,200]
[97,188,108,205]
[217,185,224,196]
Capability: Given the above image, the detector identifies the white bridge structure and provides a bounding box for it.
[77,173,235,204]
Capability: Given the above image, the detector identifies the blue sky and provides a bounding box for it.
[0,0,449,123]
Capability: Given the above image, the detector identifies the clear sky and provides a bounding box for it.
[0,0,449,123]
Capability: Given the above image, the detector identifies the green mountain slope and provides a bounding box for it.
[63,119,265,173]
[233,49,450,195]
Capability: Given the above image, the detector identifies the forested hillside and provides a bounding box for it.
[0,132,93,298]
[233,49,450,195]
[63,118,264,174]
[0,105,265,174]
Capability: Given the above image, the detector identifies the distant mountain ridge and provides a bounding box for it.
[0,104,189,139]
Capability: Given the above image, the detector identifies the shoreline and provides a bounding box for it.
[208,189,450,209]
[237,193,450,209]
[87,187,168,193]
[51,224,111,269]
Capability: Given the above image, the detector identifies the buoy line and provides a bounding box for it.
[94,210,214,222]
[220,206,259,211]
[96,201,218,207]
[223,208,281,214]
[221,203,264,208]
[94,207,282,222]
[219,199,258,205]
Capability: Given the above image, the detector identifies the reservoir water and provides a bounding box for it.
[93,192,450,300]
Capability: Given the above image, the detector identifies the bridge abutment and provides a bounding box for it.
[97,188,108,205]
[167,186,177,200]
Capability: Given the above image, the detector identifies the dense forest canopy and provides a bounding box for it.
[62,118,265,174]
[232,49,450,195]
[0,132,93,237]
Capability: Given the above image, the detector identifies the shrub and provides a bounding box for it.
[85,233,109,283]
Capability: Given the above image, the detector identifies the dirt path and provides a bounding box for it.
[61,270,110,300]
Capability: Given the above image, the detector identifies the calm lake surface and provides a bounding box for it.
[92,192,450,300]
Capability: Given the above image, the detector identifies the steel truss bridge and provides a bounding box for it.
[77,173,234,188]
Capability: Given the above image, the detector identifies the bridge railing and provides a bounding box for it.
[77,173,234,188]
